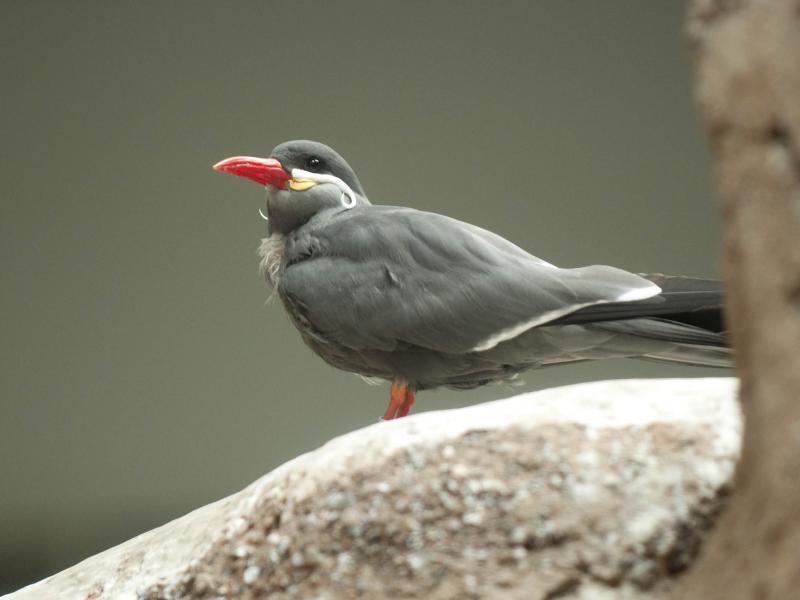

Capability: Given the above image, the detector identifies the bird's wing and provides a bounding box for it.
[549,274,725,332]
[278,206,661,354]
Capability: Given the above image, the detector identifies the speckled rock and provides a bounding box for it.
[4,378,740,600]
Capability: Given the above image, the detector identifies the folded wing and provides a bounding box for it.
[279,206,661,354]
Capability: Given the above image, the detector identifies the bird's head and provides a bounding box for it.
[213,140,369,235]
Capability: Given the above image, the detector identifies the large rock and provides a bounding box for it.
[5,378,740,600]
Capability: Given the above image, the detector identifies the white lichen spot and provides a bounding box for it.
[438,491,460,511]
[407,553,426,573]
[336,552,354,574]
[242,565,261,585]
[463,511,484,526]
[451,463,469,478]
[464,574,479,593]
[510,526,527,545]
[479,478,509,494]
[626,508,670,543]
[324,492,353,510]
[466,479,483,494]
[462,546,490,561]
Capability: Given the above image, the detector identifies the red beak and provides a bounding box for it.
[212,156,291,188]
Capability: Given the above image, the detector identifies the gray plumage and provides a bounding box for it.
[223,140,731,396]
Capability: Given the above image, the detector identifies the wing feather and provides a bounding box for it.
[279,206,661,354]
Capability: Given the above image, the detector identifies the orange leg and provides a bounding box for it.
[382,380,416,420]
[397,387,416,417]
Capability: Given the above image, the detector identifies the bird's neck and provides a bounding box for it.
[258,233,285,288]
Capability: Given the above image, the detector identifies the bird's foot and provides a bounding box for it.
[381,380,416,420]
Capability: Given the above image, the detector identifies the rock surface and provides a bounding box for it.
[5,378,740,600]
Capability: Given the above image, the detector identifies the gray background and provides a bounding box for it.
[0,1,721,592]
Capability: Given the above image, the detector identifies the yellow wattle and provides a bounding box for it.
[288,178,317,191]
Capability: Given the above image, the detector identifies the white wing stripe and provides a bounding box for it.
[470,281,661,352]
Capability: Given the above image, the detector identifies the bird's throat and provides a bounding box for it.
[258,233,285,288]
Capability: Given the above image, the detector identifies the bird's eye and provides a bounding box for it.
[306,156,322,170]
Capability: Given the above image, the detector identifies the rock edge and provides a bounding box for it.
[5,378,741,600]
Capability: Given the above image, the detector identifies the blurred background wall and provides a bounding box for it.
[0,1,720,592]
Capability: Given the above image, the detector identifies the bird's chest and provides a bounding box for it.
[258,234,285,287]
[277,281,375,375]
[270,232,380,374]
[259,231,320,287]
[267,233,331,339]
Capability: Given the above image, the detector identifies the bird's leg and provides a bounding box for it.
[397,387,416,418]
[382,380,414,420]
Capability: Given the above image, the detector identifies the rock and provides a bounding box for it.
[4,378,741,600]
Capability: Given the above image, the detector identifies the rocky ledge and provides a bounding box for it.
[5,378,741,600]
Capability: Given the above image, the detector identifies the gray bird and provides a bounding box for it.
[214,140,731,419]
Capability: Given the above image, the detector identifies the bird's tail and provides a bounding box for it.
[552,274,733,368]
[590,316,732,367]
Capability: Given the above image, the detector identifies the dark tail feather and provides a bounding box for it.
[551,274,726,335]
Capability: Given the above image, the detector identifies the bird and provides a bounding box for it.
[213,140,731,420]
